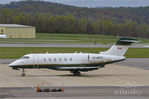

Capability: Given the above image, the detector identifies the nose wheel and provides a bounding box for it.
[21,68,26,77]
[71,71,81,76]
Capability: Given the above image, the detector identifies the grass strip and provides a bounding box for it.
[0,47,149,59]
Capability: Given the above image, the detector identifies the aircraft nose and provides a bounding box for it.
[9,61,17,67]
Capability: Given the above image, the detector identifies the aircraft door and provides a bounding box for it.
[33,55,39,68]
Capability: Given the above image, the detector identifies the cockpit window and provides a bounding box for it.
[20,56,29,59]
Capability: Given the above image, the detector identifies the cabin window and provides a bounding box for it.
[49,58,51,61]
[59,58,61,61]
[21,56,29,59]
[44,58,46,61]
[70,58,72,61]
[54,58,56,61]
[64,58,67,61]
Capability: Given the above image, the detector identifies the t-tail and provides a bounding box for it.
[100,38,139,56]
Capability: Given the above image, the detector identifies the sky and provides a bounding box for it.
[0,0,149,7]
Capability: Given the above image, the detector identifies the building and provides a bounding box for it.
[0,24,36,38]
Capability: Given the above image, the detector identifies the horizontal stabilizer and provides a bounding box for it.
[116,38,139,45]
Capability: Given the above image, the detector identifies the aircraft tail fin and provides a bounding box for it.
[100,37,139,56]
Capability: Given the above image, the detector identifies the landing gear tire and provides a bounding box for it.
[22,68,26,77]
[71,71,81,76]
[22,73,25,77]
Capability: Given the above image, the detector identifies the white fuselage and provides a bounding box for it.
[9,53,125,71]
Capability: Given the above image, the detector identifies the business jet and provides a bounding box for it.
[0,34,7,38]
[9,37,138,76]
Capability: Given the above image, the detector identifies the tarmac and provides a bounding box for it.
[115,58,149,70]
[0,59,149,98]
[0,43,148,48]
[0,63,148,87]
[0,63,148,98]
[0,86,148,98]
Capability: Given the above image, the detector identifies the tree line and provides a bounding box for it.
[1,1,149,24]
[0,0,149,38]
[0,8,149,38]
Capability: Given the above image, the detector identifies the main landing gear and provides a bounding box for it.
[71,71,81,76]
[21,68,26,77]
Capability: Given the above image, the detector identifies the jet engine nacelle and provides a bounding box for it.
[0,34,7,38]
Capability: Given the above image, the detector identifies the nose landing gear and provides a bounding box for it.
[71,71,81,76]
[21,68,26,77]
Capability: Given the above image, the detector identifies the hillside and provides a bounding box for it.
[1,1,149,23]
[0,1,149,38]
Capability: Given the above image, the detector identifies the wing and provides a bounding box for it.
[58,66,99,71]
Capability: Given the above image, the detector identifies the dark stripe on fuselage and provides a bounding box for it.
[10,64,105,71]
[10,59,125,71]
